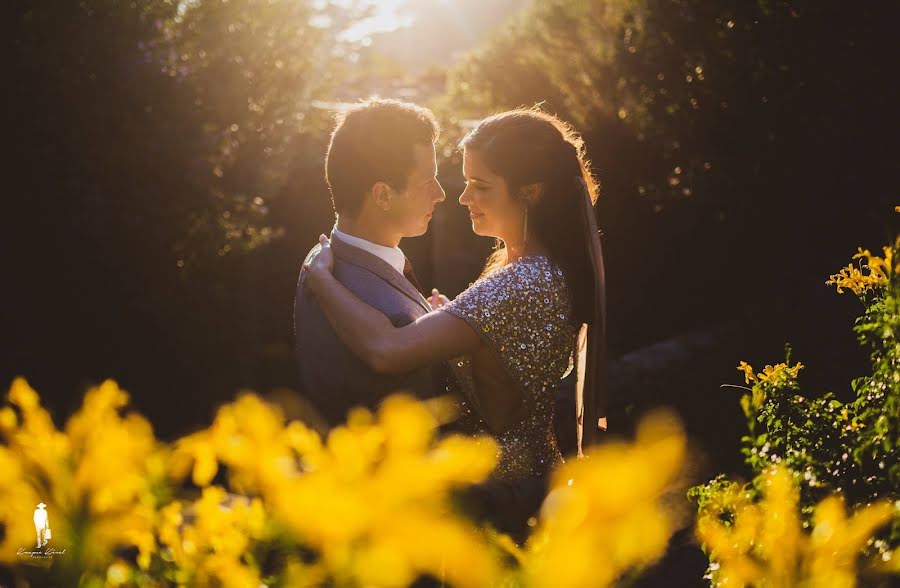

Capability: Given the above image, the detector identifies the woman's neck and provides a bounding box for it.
[504,238,547,262]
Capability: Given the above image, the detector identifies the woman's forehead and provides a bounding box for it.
[462,149,493,178]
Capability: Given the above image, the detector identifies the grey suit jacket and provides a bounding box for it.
[293,233,446,428]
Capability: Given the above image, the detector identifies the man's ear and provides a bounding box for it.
[371,181,394,212]
[520,183,543,208]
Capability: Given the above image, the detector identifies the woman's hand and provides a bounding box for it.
[305,234,334,294]
[429,288,451,309]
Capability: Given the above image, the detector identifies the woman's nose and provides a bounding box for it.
[458,188,471,205]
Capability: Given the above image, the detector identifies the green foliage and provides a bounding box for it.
[690,216,900,574]
[686,474,746,528]
[14,0,370,265]
[445,0,889,216]
[446,0,781,204]
[148,0,370,263]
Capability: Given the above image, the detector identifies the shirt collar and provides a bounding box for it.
[332,224,406,276]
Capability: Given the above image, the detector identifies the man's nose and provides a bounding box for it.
[434,181,446,202]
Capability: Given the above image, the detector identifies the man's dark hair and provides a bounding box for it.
[325,98,440,217]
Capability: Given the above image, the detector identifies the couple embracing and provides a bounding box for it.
[294,98,608,540]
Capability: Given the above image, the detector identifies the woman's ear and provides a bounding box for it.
[372,181,393,211]
[520,183,543,208]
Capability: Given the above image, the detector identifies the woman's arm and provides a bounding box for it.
[305,235,480,374]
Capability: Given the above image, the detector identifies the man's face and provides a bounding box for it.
[391,142,446,238]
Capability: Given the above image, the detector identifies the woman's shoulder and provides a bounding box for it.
[446,255,568,315]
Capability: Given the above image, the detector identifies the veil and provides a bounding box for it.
[574,176,608,456]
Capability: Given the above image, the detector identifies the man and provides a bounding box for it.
[294,99,448,428]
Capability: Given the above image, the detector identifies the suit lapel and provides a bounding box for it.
[330,232,431,313]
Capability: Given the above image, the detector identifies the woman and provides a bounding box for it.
[305,107,608,489]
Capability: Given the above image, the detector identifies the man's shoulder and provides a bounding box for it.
[295,240,383,292]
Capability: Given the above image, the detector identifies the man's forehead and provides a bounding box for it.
[411,142,436,173]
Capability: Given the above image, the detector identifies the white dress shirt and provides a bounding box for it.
[332,225,406,276]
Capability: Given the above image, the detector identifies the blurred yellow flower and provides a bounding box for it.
[170,392,315,493]
[158,486,267,587]
[3,378,71,497]
[0,378,164,572]
[164,392,503,586]
[267,394,503,588]
[520,409,686,588]
[105,558,132,585]
[696,465,897,587]
[0,446,43,563]
[14,378,891,588]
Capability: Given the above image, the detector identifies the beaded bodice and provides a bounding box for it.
[442,255,576,480]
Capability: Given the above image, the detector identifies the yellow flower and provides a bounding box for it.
[265,393,503,587]
[697,466,896,587]
[806,496,897,583]
[1,379,164,573]
[737,360,804,387]
[757,362,804,385]
[0,447,43,564]
[170,392,314,494]
[8,377,40,411]
[157,486,268,585]
[521,409,686,588]
[738,361,757,384]
[3,378,70,490]
[827,248,890,296]
[735,361,803,418]
[105,559,132,586]
[379,394,439,453]
[170,430,220,487]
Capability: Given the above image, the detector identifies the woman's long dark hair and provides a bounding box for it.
[460,106,601,326]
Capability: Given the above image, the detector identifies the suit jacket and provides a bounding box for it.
[293,232,447,428]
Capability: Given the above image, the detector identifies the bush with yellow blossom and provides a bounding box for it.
[0,380,506,587]
[1,374,693,587]
[513,409,688,588]
[0,378,166,584]
[165,392,505,587]
[696,465,896,587]
[690,206,900,586]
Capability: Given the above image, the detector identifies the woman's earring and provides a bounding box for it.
[523,208,529,249]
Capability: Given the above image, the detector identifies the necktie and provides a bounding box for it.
[403,257,423,294]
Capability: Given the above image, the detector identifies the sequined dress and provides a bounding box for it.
[441,255,577,481]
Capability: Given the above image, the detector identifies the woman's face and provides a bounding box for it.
[459,149,525,242]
